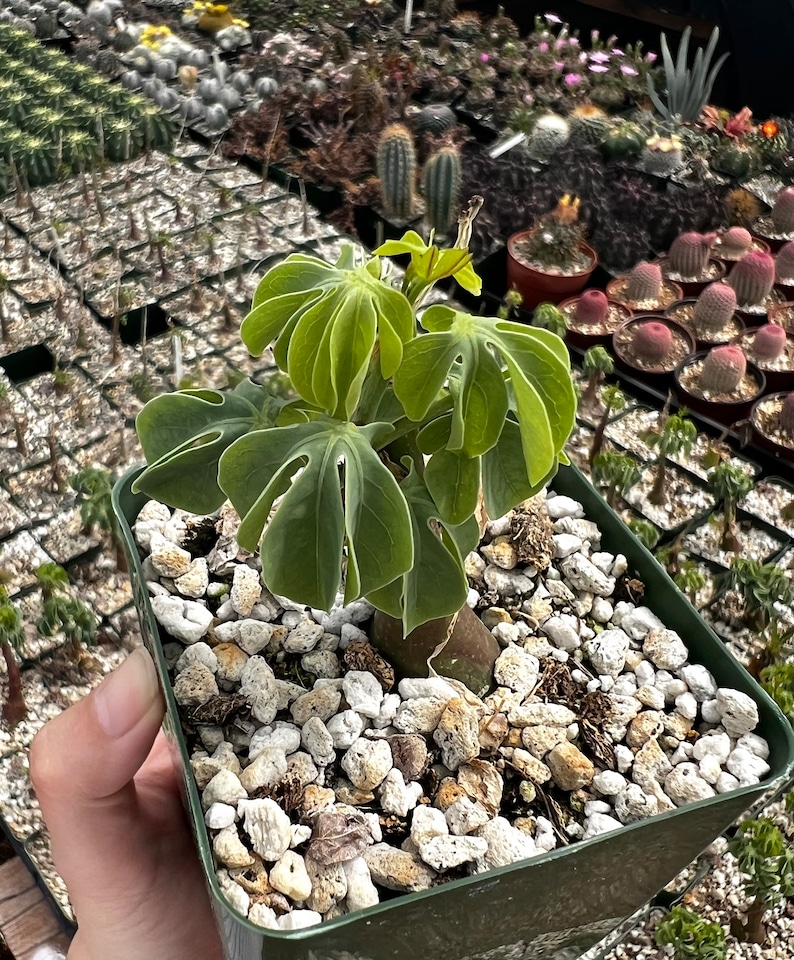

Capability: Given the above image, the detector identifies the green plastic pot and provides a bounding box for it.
[112,464,794,960]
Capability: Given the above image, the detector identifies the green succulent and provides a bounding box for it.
[655,906,726,960]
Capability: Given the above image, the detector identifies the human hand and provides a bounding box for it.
[30,647,223,960]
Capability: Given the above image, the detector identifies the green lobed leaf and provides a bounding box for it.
[424,447,480,526]
[218,421,412,612]
[482,418,557,518]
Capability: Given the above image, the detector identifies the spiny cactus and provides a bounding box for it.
[776,241,794,283]
[527,114,570,161]
[771,186,794,235]
[720,226,753,258]
[694,283,737,335]
[752,323,787,361]
[377,123,416,221]
[422,147,461,236]
[781,393,794,436]
[632,320,674,364]
[575,289,609,325]
[626,261,663,302]
[642,134,684,176]
[700,344,747,394]
[414,103,457,136]
[668,231,717,277]
[728,251,776,306]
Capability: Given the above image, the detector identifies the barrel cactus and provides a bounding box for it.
[711,140,754,178]
[626,261,663,302]
[699,344,747,393]
[771,186,794,235]
[642,134,684,176]
[668,231,716,278]
[574,290,609,325]
[377,123,416,221]
[776,241,794,284]
[600,121,646,161]
[727,250,776,306]
[414,103,457,136]
[632,320,674,364]
[752,323,787,361]
[422,147,461,236]
[719,226,753,258]
[693,283,737,335]
[527,114,570,161]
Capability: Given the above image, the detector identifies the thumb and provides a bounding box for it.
[29,646,164,902]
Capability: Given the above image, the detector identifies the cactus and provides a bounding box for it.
[527,114,570,161]
[700,344,747,394]
[422,147,461,236]
[720,227,753,258]
[776,242,794,283]
[626,261,663,302]
[600,120,645,161]
[668,231,717,278]
[575,289,609,325]
[752,323,786,361]
[781,393,794,436]
[771,186,794,235]
[694,283,737,335]
[711,140,754,178]
[642,134,684,176]
[632,320,674,364]
[728,251,776,306]
[377,123,416,221]
[570,105,609,145]
[414,103,457,136]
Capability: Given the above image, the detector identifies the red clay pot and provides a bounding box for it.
[506,233,597,310]
[612,314,695,387]
[674,351,766,426]
[657,255,727,298]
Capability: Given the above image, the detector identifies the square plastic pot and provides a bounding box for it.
[112,464,794,960]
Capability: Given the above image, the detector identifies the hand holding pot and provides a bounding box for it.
[30,647,223,960]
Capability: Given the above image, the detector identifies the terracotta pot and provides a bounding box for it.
[750,392,794,462]
[657,255,727,298]
[558,294,631,350]
[605,274,683,313]
[768,301,794,335]
[674,351,766,426]
[506,233,597,310]
[664,299,746,352]
[612,314,695,387]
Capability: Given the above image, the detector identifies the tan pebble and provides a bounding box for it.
[433,778,467,811]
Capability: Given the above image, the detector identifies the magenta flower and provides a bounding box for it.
[619,64,638,76]
[538,41,549,52]
[589,51,610,63]
[553,59,564,71]
[554,37,567,49]
[611,47,624,56]
[646,52,657,63]
[480,53,490,62]
[564,72,582,86]
[544,12,562,23]
[569,36,579,46]
[588,64,608,73]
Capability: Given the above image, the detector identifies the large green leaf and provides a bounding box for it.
[240,248,414,419]
[482,418,559,518]
[393,307,576,485]
[132,380,280,514]
[424,447,480,525]
[366,462,476,635]
[218,421,413,612]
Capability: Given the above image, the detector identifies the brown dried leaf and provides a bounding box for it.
[186,694,249,726]
[308,811,371,865]
[343,640,395,691]
[457,759,504,815]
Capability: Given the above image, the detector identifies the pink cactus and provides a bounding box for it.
[776,241,794,284]
[632,320,674,364]
[575,289,609,324]
[781,392,794,436]
[752,323,787,361]
[720,227,753,257]
[626,261,663,302]
[693,283,737,335]
[771,186,794,235]
[668,231,717,278]
[699,345,747,393]
[727,251,775,306]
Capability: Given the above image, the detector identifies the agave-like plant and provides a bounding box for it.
[647,26,729,122]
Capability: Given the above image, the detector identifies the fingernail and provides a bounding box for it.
[94,647,161,739]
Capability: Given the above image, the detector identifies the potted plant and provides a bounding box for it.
[558,289,631,350]
[654,905,727,960]
[752,186,794,252]
[750,390,794,462]
[607,261,682,313]
[728,818,794,944]
[712,226,769,266]
[666,282,744,351]
[731,322,794,393]
[0,588,26,726]
[674,345,766,425]
[657,231,726,298]
[611,315,694,383]
[775,241,794,298]
[725,250,785,324]
[506,195,598,310]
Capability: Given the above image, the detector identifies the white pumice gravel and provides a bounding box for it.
[133,486,773,929]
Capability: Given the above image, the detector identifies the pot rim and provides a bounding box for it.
[507,231,598,279]
[673,350,767,405]
[612,313,696,374]
[750,390,794,448]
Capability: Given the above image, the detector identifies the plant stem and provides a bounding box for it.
[589,403,612,469]
[721,499,741,552]
[649,457,667,506]
[1,641,27,726]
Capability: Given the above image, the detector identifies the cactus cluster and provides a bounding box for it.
[693,282,737,335]
[727,250,776,306]
[752,323,787,362]
[699,344,747,394]
[631,320,674,364]
[626,261,663,302]
[771,186,794,235]
[575,289,609,325]
[641,134,684,176]
[668,231,716,278]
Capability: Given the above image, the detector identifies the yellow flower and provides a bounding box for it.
[231,16,249,26]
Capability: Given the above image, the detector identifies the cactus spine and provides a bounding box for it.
[422,147,461,236]
[727,250,775,306]
[771,186,794,235]
[668,231,716,278]
[574,289,609,325]
[752,323,786,361]
[699,345,747,394]
[377,123,416,221]
[693,283,736,335]
[626,261,663,302]
[632,320,674,364]
[776,241,794,284]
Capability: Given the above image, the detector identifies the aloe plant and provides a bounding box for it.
[133,221,577,689]
[647,26,729,122]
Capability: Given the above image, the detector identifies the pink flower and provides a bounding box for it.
[579,51,587,62]
[480,53,490,62]
[523,93,534,104]
[590,29,599,42]
[588,64,609,73]
[611,47,624,56]
[538,41,549,52]
[620,64,638,76]
[569,36,579,46]
[646,52,657,63]
[553,59,564,71]
[564,72,582,86]
[589,51,610,63]
[544,12,562,23]
[554,37,566,49]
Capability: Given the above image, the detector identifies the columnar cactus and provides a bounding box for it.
[422,147,461,236]
[771,186,794,235]
[776,241,794,284]
[668,231,717,277]
[632,320,674,364]
[377,123,416,221]
[720,227,753,258]
[728,251,776,306]
[699,344,747,394]
[574,289,609,325]
[752,323,787,361]
[694,282,737,335]
[626,261,663,302]
[781,392,794,436]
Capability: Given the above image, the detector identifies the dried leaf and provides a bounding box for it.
[308,811,371,865]
[186,694,249,726]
